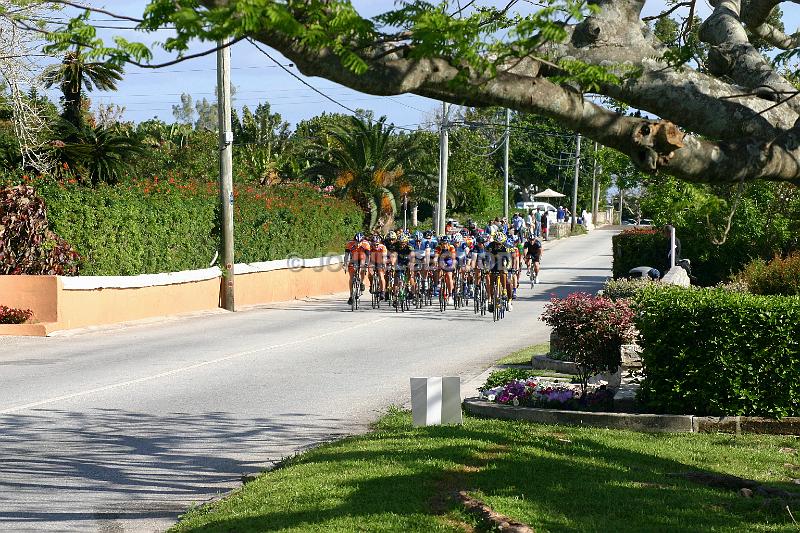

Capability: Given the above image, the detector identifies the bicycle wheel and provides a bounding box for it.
[350,276,358,312]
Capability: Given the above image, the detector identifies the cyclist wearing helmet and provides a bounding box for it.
[486,232,513,312]
[524,234,543,284]
[344,232,371,305]
[506,232,522,299]
[421,230,438,285]
[368,234,388,300]
[393,234,415,298]
[384,230,400,295]
[435,234,456,301]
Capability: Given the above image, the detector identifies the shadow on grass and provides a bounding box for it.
[177,419,798,532]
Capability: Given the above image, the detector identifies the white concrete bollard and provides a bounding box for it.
[410,377,463,427]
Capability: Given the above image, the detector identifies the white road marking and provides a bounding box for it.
[0,316,389,415]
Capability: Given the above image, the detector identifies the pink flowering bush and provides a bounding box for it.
[541,292,636,396]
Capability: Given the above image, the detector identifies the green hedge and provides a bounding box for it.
[38,181,362,275]
[611,228,669,279]
[636,285,800,417]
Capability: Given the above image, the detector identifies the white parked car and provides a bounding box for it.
[515,201,558,215]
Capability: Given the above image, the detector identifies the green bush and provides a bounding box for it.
[636,285,800,417]
[37,180,362,275]
[741,253,800,295]
[600,277,653,300]
[39,181,217,275]
[480,368,537,391]
[612,228,669,279]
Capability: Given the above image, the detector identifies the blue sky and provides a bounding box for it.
[60,1,798,128]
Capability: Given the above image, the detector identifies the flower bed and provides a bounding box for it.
[479,377,614,412]
[0,305,33,324]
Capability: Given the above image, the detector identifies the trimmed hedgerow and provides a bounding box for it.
[635,285,800,417]
[35,179,363,276]
[611,228,669,279]
[741,253,800,296]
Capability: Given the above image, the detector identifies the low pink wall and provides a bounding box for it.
[0,265,350,336]
[0,275,60,323]
[235,266,348,307]
[58,277,221,330]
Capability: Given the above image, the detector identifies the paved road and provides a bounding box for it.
[0,228,616,532]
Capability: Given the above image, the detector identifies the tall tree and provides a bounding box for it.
[35,0,800,186]
[306,115,425,231]
[42,48,123,131]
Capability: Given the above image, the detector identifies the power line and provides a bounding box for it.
[247,38,419,132]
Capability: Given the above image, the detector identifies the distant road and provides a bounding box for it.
[0,227,616,532]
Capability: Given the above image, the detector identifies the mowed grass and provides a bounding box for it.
[496,342,550,365]
[172,410,800,533]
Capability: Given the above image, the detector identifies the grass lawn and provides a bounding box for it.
[496,342,550,365]
[172,410,800,533]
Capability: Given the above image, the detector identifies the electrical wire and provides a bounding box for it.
[247,38,419,132]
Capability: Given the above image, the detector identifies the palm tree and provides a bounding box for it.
[306,116,427,231]
[55,121,145,185]
[43,48,124,130]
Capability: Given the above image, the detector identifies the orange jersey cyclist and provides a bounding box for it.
[368,233,388,300]
[344,232,371,305]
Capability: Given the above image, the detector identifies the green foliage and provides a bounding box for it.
[480,368,537,391]
[741,253,800,295]
[306,115,425,231]
[38,180,216,276]
[54,122,146,186]
[0,305,33,324]
[0,185,81,275]
[233,183,363,264]
[43,49,124,129]
[611,228,669,279]
[640,177,800,285]
[636,285,800,417]
[36,180,362,276]
[601,277,652,300]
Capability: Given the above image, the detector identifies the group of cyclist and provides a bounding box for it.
[344,219,543,313]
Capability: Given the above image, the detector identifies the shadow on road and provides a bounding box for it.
[0,408,360,528]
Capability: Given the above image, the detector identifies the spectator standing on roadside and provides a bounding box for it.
[534,208,542,237]
[513,212,524,235]
[556,206,564,222]
[541,209,549,240]
[526,209,534,230]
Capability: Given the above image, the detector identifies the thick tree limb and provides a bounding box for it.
[192,0,800,184]
[748,22,800,49]
[700,0,798,106]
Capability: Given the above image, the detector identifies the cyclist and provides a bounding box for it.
[435,234,456,302]
[421,230,438,294]
[368,234,388,300]
[453,232,471,298]
[505,232,521,301]
[344,232,371,305]
[523,234,543,284]
[384,230,399,297]
[486,232,513,313]
[394,234,415,298]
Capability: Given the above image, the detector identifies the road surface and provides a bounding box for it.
[0,227,616,532]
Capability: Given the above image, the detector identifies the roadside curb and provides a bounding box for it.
[462,398,800,435]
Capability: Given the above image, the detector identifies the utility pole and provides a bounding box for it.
[590,142,598,226]
[217,39,235,311]
[437,101,449,235]
[503,108,511,221]
[571,133,581,228]
[594,166,602,226]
